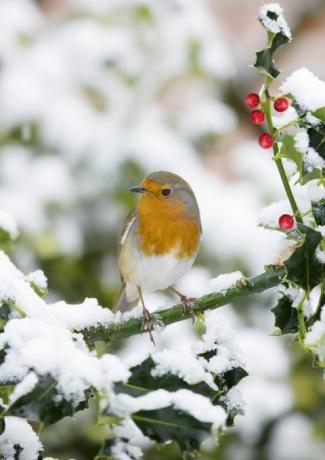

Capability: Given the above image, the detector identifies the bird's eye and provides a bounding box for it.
[161,188,172,197]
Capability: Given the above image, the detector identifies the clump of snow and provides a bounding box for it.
[281,67,325,111]
[0,318,130,403]
[8,372,38,405]
[258,198,310,229]
[307,181,325,202]
[305,306,325,365]
[258,200,292,228]
[304,148,325,172]
[111,441,143,460]
[221,387,245,412]
[151,349,218,389]
[112,388,226,430]
[272,106,297,130]
[294,130,309,154]
[258,3,291,39]
[305,112,320,126]
[0,209,18,240]
[209,271,244,294]
[0,416,43,460]
[25,269,47,292]
[316,248,325,264]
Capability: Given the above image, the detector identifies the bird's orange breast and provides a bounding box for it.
[136,195,200,258]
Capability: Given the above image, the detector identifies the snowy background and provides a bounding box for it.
[0,0,324,459]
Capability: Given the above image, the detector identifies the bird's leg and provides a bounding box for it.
[169,287,196,322]
[137,287,155,344]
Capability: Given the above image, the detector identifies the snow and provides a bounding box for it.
[221,387,245,412]
[316,248,325,264]
[316,225,325,237]
[112,388,226,429]
[281,67,325,111]
[8,372,38,405]
[0,209,18,239]
[307,181,325,202]
[304,148,325,172]
[25,269,47,292]
[272,106,297,129]
[0,318,130,403]
[304,306,325,364]
[258,198,309,229]
[294,130,309,154]
[0,416,43,460]
[258,3,291,39]
[151,349,217,388]
[209,271,244,294]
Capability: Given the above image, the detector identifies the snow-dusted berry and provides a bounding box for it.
[274,97,289,112]
[245,93,260,108]
[278,214,295,231]
[250,110,265,124]
[258,133,273,149]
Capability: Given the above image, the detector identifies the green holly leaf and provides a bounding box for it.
[122,357,216,400]
[276,134,303,178]
[104,346,247,458]
[284,224,323,291]
[253,32,289,79]
[312,199,325,226]
[8,376,90,425]
[134,407,211,452]
[312,107,325,123]
[271,294,298,334]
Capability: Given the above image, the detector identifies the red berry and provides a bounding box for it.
[258,133,273,149]
[278,214,295,231]
[245,93,260,108]
[274,97,289,112]
[250,110,265,124]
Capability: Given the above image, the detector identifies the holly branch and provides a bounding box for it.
[82,267,285,343]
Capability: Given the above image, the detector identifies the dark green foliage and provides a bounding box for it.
[271,294,298,334]
[5,376,90,425]
[284,224,323,291]
[254,32,289,79]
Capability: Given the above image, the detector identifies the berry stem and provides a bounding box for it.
[263,87,303,224]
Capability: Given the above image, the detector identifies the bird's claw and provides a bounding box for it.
[179,295,196,323]
[141,307,155,344]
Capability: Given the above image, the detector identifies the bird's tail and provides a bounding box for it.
[112,283,139,313]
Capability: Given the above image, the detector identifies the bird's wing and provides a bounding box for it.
[117,208,137,284]
[119,208,137,250]
[113,210,139,313]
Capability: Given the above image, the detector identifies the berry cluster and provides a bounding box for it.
[244,93,290,149]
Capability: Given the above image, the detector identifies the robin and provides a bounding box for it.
[113,171,201,341]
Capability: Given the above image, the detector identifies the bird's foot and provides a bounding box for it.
[141,307,155,344]
[179,295,196,323]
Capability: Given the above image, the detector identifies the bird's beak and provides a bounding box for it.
[129,186,147,194]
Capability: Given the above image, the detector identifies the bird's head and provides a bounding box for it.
[130,171,200,221]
